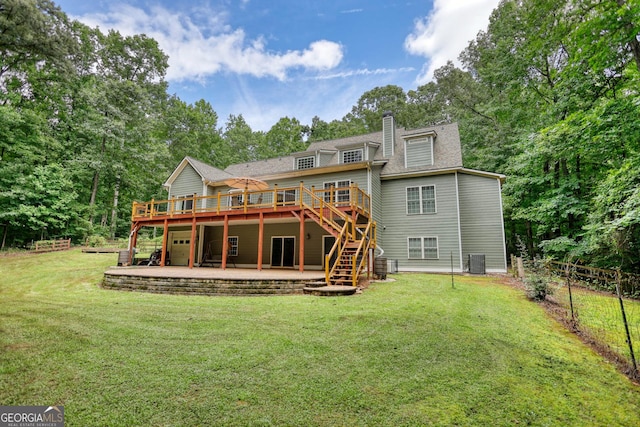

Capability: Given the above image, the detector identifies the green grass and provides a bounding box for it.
[1,250,639,426]
[554,284,640,363]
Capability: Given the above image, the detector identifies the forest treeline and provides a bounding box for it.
[1,0,639,272]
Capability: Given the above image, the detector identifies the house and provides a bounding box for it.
[128,113,507,285]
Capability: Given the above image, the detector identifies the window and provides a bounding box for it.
[228,236,238,256]
[324,180,351,203]
[406,185,436,214]
[424,237,438,259]
[228,190,243,207]
[342,149,363,164]
[176,195,194,212]
[407,237,439,259]
[296,156,315,170]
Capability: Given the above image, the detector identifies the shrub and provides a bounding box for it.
[525,272,554,301]
[86,235,108,248]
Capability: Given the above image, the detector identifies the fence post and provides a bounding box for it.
[516,257,525,279]
[615,269,638,375]
[565,263,575,323]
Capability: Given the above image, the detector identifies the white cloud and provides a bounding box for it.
[76,4,343,82]
[404,0,500,84]
[314,67,415,80]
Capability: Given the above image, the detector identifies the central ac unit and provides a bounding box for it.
[468,254,486,274]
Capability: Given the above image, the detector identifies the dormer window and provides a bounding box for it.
[342,149,363,164]
[296,156,315,170]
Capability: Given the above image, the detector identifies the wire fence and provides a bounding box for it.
[547,261,639,378]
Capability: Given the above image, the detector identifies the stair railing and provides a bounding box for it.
[350,221,375,286]
[300,186,352,237]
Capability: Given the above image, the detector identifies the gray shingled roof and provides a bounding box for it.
[223,121,463,179]
[379,122,463,177]
[185,156,233,181]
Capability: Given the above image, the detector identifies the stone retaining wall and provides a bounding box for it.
[102,273,310,296]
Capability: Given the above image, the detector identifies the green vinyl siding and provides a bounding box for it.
[405,137,433,167]
[380,174,461,272]
[318,152,334,166]
[457,173,507,272]
[169,164,203,200]
[270,169,369,195]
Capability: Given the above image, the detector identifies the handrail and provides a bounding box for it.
[325,225,349,284]
[131,184,370,221]
[300,186,352,236]
[351,222,375,286]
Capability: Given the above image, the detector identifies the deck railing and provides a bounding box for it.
[132,184,371,221]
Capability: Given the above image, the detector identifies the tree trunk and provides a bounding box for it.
[1,224,7,250]
[88,169,99,224]
[110,175,120,239]
[88,134,107,224]
[616,0,640,72]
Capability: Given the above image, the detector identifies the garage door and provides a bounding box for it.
[169,231,193,266]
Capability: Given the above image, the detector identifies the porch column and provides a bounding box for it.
[160,218,168,267]
[188,217,197,269]
[257,212,264,271]
[222,214,229,270]
[299,209,305,272]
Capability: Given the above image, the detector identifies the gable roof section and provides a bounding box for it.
[164,156,232,189]
[379,123,462,177]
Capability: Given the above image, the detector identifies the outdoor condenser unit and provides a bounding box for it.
[468,254,486,274]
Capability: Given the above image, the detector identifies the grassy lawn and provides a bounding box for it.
[1,250,639,426]
[553,284,640,367]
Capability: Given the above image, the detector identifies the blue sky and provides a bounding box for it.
[55,0,500,131]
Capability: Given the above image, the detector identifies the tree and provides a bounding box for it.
[349,85,407,131]
[0,0,75,81]
[258,117,309,160]
[69,28,169,238]
[221,114,263,165]
[0,164,81,246]
[160,97,224,167]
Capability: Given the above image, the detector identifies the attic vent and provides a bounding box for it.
[382,112,395,157]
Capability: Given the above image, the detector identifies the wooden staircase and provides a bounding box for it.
[301,188,376,287]
[330,242,362,286]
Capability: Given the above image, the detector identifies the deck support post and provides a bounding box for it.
[222,214,229,270]
[160,218,168,267]
[258,212,264,271]
[128,224,139,265]
[188,217,197,268]
[299,209,305,272]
